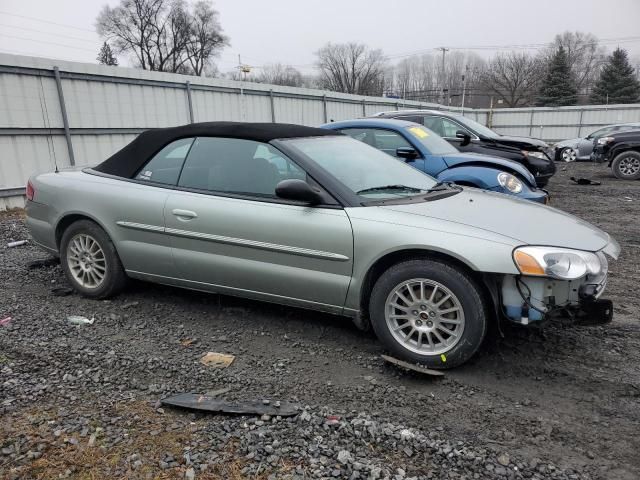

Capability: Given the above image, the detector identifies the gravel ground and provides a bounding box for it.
[1,161,639,480]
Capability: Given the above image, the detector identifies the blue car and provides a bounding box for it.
[322,119,548,203]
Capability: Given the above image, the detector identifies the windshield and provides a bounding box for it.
[404,125,458,155]
[456,116,500,138]
[284,136,437,200]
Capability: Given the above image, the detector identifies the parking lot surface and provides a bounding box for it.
[1,161,639,480]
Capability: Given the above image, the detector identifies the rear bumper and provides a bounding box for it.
[25,200,58,254]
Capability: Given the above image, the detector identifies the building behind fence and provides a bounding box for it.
[1,53,639,209]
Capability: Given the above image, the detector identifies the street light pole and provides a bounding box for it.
[436,47,449,106]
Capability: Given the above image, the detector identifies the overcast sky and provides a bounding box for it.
[0,0,639,73]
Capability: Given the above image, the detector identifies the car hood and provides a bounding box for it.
[554,138,581,148]
[491,135,549,150]
[441,152,537,186]
[380,188,615,253]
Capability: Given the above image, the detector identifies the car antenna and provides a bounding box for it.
[37,76,59,173]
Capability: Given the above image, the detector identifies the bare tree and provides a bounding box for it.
[185,0,228,75]
[96,0,228,74]
[481,52,542,107]
[544,31,605,92]
[256,63,303,87]
[316,42,387,95]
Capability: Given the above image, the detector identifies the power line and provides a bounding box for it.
[385,35,640,60]
[0,23,99,44]
[0,33,97,53]
[0,10,95,33]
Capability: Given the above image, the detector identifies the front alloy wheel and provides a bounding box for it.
[561,147,577,162]
[385,279,465,355]
[369,259,487,369]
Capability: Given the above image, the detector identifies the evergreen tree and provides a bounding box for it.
[536,46,578,106]
[97,42,118,66]
[591,48,640,104]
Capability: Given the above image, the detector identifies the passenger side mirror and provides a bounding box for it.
[275,179,324,205]
[455,130,471,146]
[395,147,419,161]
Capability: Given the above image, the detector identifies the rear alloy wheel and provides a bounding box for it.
[369,259,487,369]
[561,147,577,162]
[612,151,640,180]
[60,220,127,299]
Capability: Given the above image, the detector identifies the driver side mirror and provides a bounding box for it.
[275,179,324,205]
[455,130,471,146]
[395,147,419,161]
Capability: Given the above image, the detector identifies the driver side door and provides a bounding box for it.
[163,137,354,314]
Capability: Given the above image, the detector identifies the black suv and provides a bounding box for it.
[592,129,640,180]
[372,109,556,187]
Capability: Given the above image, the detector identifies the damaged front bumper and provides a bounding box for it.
[501,241,619,325]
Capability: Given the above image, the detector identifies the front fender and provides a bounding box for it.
[436,166,502,189]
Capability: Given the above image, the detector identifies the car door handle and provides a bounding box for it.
[172,209,198,220]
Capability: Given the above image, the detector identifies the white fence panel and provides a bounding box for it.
[2,52,640,209]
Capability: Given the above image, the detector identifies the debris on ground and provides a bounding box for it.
[7,240,28,248]
[27,257,59,269]
[204,386,231,397]
[180,338,196,347]
[200,351,234,368]
[381,354,445,377]
[121,301,139,309]
[570,176,601,186]
[0,316,12,327]
[66,315,95,325]
[51,287,73,297]
[161,393,300,416]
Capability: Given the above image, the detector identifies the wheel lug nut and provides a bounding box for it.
[420,305,427,310]
[429,311,436,317]
[412,310,418,316]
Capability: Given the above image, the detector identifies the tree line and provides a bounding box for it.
[96,0,640,107]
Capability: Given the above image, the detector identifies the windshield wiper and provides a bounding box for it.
[356,184,425,195]
[425,181,462,193]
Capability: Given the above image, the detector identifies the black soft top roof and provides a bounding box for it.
[93,121,340,178]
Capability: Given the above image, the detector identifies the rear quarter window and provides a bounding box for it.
[135,138,194,185]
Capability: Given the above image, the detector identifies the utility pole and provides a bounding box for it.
[461,65,469,114]
[436,47,449,105]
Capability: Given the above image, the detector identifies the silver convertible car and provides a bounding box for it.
[26,122,620,369]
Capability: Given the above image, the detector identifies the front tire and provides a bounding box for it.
[369,259,487,369]
[561,147,577,162]
[611,151,640,180]
[60,219,127,299]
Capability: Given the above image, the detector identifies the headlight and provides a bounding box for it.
[522,150,547,160]
[497,172,523,193]
[513,246,602,280]
[597,136,615,145]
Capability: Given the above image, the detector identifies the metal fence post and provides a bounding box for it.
[528,109,535,137]
[362,98,366,116]
[577,108,585,137]
[269,89,276,123]
[185,81,194,123]
[322,95,328,123]
[53,66,75,166]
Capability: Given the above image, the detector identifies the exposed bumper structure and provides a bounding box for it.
[501,241,619,325]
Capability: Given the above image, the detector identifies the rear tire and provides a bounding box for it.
[369,259,487,369]
[611,151,640,180]
[60,219,127,299]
